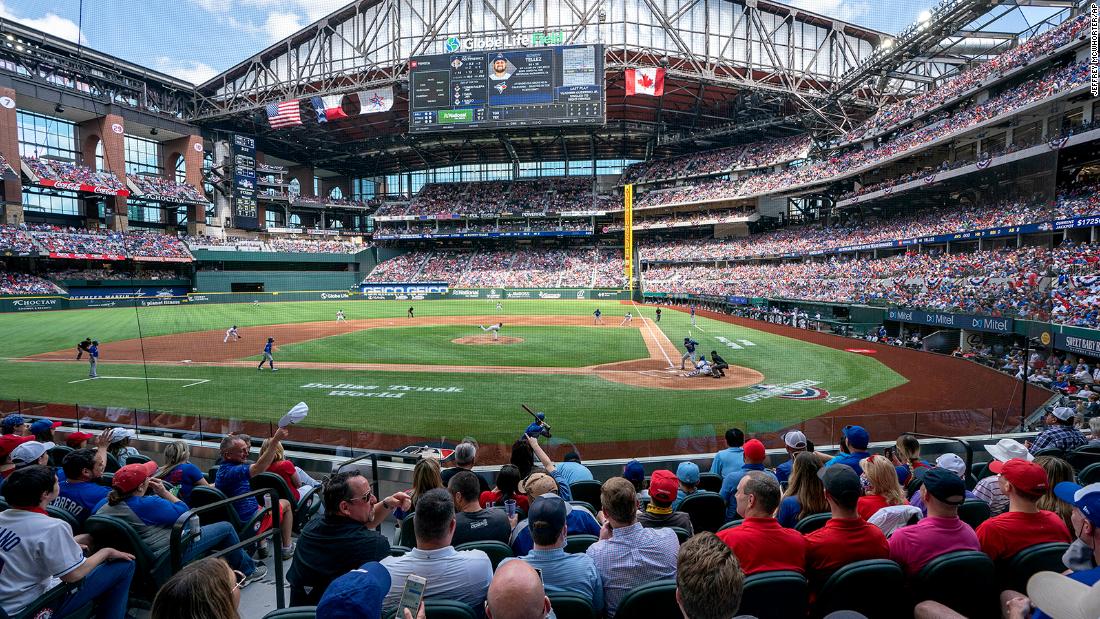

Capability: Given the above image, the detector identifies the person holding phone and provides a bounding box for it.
[316,561,426,619]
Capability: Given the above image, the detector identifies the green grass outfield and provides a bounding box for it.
[0,299,906,444]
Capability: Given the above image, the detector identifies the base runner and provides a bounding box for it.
[479,323,503,341]
[224,325,241,343]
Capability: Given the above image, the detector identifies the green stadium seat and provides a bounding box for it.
[913,551,998,619]
[389,545,410,557]
[125,454,152,465]
[205,465,219,484]
[261,608,317,619]
[1000,542,1070,593]
[547,591,597,619]
[677,491,725,533]
[46,504,82,534]
[395,512,417,548]
[569,480,602,511]
[249,471,322,533]
[47,444,73,468]
[958,499,991,530]
[668,526,691,543]
[564,534,599,554]
[814,559,906,618]
[1080,462,1100,485]
[1068,446,1100,472]
[568,500,597,517]
[84,514,172,602]
[454,540,513,570]
[697,472,723,493]
[793,512,830,534]
[0,581,92,619]
[423,600,478,619]
[613,579,678,619]
[718,519,742,531]
[739,570,808,619]
[187,486,270,542]
[1032,448,1064,459]
[104,452,121,473]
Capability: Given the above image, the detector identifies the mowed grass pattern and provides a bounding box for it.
[256,325,650,367]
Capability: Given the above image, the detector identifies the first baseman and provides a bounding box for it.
[224,325,241,343]
[620,312,633,326]
[258,337,278,371]
[87,340,99,378]
[681,337,699,370]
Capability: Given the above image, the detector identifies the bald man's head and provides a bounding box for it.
[485,560,551,619]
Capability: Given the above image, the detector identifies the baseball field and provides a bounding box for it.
[0,299,1041,458]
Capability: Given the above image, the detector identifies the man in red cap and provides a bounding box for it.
[65,431,96,450]
[718,439,776,520]
[0,434,34,482]
[975,458,1071,561]
[717,471,805,575]
[636,469,693,533]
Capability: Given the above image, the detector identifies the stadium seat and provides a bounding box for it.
[1,581,92,619]
[547,591,597,619]
[84,514,172,601]
[814,559,906,618]
[677,492,726,533]
[957,499,992,529]
[718,519,742,531]
[104,452,121,473]
[569,480,602,511]
[912,551,998,619]
[249,472,322,533]
[205,465,219,484]
[94,473,114,488]
[613,579,678,619]
[454,540,513,570]
[794,512,831,534]
[187,486,269,541]
[1068,446,1100,471]
[1080,462,1100,485]
[46,504,82,534]
[668,526,691,543]
[395,512,417,548]
[261,608,317,619]
[697,472,723,493]
[739,570,809,619]
[1000,542,1071,592]
[568,500,597,517]
[125,454,152,465]
[1031,448,1065,459]
[905,476,924,499]
[47,444,73,468]
[564,534,599,554]
[423,600,478,619]
[389,545,410,557]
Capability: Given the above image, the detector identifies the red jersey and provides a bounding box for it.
[717,517,806,575]
[856,495,892,521]
[479,490,529,513]
[267,459,300,501]
[976,510,1071,561]
[804,517,889,580]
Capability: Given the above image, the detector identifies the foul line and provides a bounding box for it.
[67,377,211,389]
[633,302,675,367]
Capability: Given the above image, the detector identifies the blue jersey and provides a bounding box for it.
[263,341,273,354]
[52,480,110,524]
[88,345,99,358]
[690,306,696,315]
[684,339,698,353]
[593,310,601,317]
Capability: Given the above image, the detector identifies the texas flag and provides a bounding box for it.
[625,67,665,97]
[320,94,349,121]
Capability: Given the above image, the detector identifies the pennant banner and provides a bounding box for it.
[357,87,394,114]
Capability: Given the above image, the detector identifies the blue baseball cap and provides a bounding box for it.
[676,461,700,484]
[1055,482,1100,527]
[842,425,870,450]
[2,414,25,429]
[316,561,392,619]
[29,419,61,434]
[624,460,645,482]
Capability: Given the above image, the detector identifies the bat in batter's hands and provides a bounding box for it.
[522,404,551,431]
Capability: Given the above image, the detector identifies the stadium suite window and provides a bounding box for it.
[125,135,162,176]
[352,178,375,200]
[22,189,81,216]
[17,110,77,160]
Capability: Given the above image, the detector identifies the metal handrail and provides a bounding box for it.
[168,487,285,609]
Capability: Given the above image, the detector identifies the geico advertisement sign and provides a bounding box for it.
[361,285,448,294]
[11,298,59,310]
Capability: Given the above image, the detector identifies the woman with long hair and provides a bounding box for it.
[480,464,529,511]
[857,454,907,521]
[156,441,209,503]
[891,435,931,484]
[107,429,142,466]
[1034,455,1075,532]
[393,457,444,522]
[260,437,305,501]
[511,439,535,479]
[151,557,240,619]
[776,452,829,527]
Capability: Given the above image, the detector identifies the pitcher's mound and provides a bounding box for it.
[452,335,525,345]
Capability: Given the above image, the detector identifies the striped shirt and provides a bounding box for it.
[586,523,678,617]
[503,547,604,613]
[972,475,1009,516]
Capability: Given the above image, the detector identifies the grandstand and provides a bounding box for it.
[0,0,1097,617]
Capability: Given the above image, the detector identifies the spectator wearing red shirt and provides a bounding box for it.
[888,469,980,575]
[976,459,1071,561]
[856,455,906,521]
[262,437,302,501]
[804,465,889,585]
[717,471,805,575]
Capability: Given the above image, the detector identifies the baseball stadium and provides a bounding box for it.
[0,0,1096,616]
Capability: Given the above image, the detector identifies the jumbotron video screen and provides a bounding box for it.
[408,44,605,132]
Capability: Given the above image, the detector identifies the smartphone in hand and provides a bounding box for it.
[398,574,427,617]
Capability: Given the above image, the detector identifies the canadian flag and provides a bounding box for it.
[625,67,665,97]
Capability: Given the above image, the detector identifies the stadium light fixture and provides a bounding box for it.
[54,104,65,113]
[150,127,159,136]
[918,10,931,23]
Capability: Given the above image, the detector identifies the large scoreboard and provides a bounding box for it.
[408,44,604,133]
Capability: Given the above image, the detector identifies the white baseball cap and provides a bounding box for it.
[935,453,966,478]
[10,441,48,465]
[109,428,137,443]
[984,438,1034,463]
[783,431,808,449]
[1052,406,1076,421]
[1028,571,1100,619]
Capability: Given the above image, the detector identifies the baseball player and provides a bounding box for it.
[496,301,503,312]
[335,310,346,322]
[593,308,603,325]
[224,325,241,343]
[252,299,260,307]
[690,304,697,327]
[620,312,633,326]
[710,350,729,378]
[258,337,278,371]
[479,323,503,341]
[408,307,415,318]
[684,356,713,378]
[76,337,92,360]
[524,412,552,439]
[680,337,699,370]
[655,308,662,323]
[88,340,99,378]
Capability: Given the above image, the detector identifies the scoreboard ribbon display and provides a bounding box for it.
[409,44,604,132]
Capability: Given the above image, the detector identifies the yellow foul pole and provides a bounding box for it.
[624,184,634,294]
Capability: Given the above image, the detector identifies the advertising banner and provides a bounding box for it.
[1054,332,1100,357]
[373,230,591,240]
[886,308,1013,333]
[37,179,129,197]
[67,286,191,300]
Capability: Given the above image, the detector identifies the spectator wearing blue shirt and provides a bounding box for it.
[554,452,594,488]
[825,425,872,475]
[509,473,599,556]
[51,432,113,524]
[775,431,808,485]
[710,428,745,477]
[95,461,265,586]
[671,461,700,510]
[215,428,295,559]
[156,441,209,504]
[719,439,776,520]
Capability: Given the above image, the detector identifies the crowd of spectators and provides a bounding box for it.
[364,247,626,288]
[603,209,753,233]
[183,235,365,254]
[0,226,37,254]
[291,196,371,208]
[23,157,126,192]
[4,225,192,260]
[375,218,593,237]
[47,268,179,281]
[620,134,812,184]
[127,175,207,203]
[375,179,614,218]
[0,271,65,295]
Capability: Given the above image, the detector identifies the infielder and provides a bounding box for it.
[690,304,697,327]
[620,312,633,326]
[680,337,699,370]
[76,337,92,360]
[496,301,503,312]
[88,340,99,378]
[258,337,278,371]
[335,310,346,322]
[593,308,603,325]
[655,308,662,323]
[479,323,503,341]
[684,356,713,378]
[252,299,260,307]
[224,325,241,343]
[408,307,415,318]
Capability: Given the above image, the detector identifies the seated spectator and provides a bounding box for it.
[316,561,412,619]
[975,459,1071,561]
[717,471,805,574]
[485,559,553,619]
[554,452,594,487]
[671,461,701,510]
[449,470,512,546]
[0,434,33,482]
[804,465,890,586]
[441,440,490,494]
[11,441,50,469]
[637,469,693,533]
[710,428,745,477]
[775,430,808,485]
[29,419,60,445]
[719,439,775,520]
[215,428,295,559]
[586,477,679,616]
[379,488,493,612]
[857,455,907,521]
[511,439,536,479]
[289,470,410,606]
[150,557,240,619]
[480,464,529,512]
[676,533,746,619]
[778,452,829,528]
[107,429,142,466]
[1035,455,1076,532]
[524,435,574,502]
[888,469,980,575]
[1029,406,1087,453]
[502,494,604,613]
[52,434,111,524]
[260,436,305,500]
[1,414,27,436]
[909,453,978,516]
[510,472,600,555]
[156,441,209,504]
[65,431,95,449]
[94,461,264,586]
[892,435,932,479]
[623,460,649,502]
[975,438,1032,516]
[825,425,872,474]
[0,465,135,618]
[396,457,444,521]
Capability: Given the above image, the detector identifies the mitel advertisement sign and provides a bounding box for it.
[887,308,1012,333]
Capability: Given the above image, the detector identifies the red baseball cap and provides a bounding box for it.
[65,431,95,447]
[648,469,679,503]
[990,458,1049,496]
[743,439,766,462]
[0,434,33,458]
[112,461,158,493]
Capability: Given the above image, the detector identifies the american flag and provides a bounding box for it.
[265,100,302,129]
